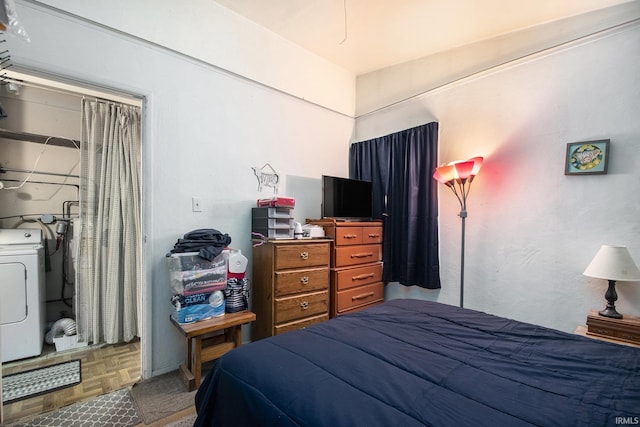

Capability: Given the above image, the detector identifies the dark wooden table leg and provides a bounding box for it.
[193,335,202,389]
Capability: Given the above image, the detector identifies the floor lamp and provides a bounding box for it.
[433,156,484,308]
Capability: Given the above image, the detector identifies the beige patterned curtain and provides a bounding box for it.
[77,99,141,344]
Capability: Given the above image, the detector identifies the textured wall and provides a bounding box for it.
[356,21,640,332]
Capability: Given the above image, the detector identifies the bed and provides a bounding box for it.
[194,299,640,426]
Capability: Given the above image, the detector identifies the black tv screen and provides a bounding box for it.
[322,175,373,220]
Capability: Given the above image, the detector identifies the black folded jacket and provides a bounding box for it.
[169,228,232,261]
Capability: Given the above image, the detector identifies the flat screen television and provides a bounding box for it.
[322,175,373,220]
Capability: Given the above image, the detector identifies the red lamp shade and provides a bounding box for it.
[468,156,484,176]
[434,157,484,183]
[452,160,474,180]
[433,164,457,183]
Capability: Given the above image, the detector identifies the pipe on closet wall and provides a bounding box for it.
[0,167,79,179]
[0,129,79,149]
[0,178,79,189]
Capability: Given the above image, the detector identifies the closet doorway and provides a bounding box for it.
[0,68,146,405]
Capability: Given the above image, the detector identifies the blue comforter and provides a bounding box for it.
[194,299,640,426]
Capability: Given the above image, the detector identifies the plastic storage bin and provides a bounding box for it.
[252,217,294,229]
[167,252,227,296]
[252,207,294,240]
[252,206,293,218]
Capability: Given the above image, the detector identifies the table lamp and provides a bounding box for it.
[583,245,640,319]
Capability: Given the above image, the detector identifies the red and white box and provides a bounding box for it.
[256,196,295,208]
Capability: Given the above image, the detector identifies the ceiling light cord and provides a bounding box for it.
[339,0,347,45]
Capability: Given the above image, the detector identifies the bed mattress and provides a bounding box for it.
[194,299,640,426]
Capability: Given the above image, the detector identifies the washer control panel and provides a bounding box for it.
[0,228,44,248]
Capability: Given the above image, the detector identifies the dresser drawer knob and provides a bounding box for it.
[352,292,374,301]
[343,234,358,239]
[300,276,309,285]
[352,273,374,281]
[300,251,309,260]
[300,301,309,310]
[367,233,380,238]
[351,252,373,259]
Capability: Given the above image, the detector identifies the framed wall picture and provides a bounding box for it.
[565,139,610,175]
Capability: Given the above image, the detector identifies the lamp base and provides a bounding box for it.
[599,306,623,319]
[598,280,623,319]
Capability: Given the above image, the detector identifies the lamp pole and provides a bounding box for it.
[447,179,470,308]
[459,207,467,308]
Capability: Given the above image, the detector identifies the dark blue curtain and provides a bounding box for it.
[349,122,440,289]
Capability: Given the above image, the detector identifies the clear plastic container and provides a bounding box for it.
[166,252,227,295]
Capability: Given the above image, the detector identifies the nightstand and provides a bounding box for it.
[575,310,640,347]
[171,310,256,390]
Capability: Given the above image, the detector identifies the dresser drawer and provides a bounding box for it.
[334,226,383,246]
[338,300,384,316]
[336,282,384,314]
[362,226,383,244]
[275,267,329,297]
[335,227,363,246]
[333,263,383,291]
[334,244,382,268]
[275,291,329,324]
[275,243,330,270]
[274,313,329,335]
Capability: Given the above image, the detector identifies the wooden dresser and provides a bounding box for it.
[308,219,384,317]
[252,239,331,340]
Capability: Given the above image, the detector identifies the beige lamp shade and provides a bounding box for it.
[583,245,640,281]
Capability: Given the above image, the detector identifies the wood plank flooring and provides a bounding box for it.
[2,340,141,425]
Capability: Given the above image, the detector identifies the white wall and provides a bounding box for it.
[33,0,355,117]
[5,1,355,376]
[356,21,640,332]
[356,1,640,117]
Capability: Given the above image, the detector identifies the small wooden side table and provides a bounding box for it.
[574,325,640,348]
[171,310,256,391]
[585,310,640,346]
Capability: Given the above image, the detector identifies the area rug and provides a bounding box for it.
[166,412,198,427]
[2,359,82,404]
[5,387,140,427]
[129,369,196,424]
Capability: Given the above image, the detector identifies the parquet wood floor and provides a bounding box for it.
[2,339,141,425]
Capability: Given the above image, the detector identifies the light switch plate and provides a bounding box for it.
[192,197,202,212]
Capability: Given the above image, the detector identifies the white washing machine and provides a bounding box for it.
[0,228,46,363]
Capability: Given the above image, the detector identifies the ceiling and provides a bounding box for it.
[212,0,633,75]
